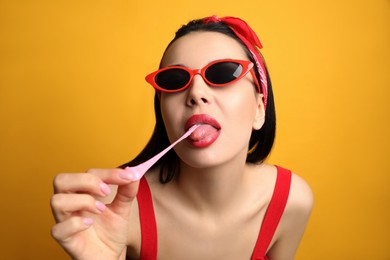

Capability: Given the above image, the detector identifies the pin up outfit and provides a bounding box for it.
[129,165,291,260]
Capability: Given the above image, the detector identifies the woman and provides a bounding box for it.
[51,15,313,260]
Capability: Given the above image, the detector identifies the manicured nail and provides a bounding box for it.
[83,218,94,226]
[100,183,111,195]
[96,201,106,212]
[119,168,134,180]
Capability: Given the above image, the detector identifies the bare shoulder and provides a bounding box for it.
[265,169,314,258]
[279,171,314,228]
[250,164,314,213]
[287,172,314,215]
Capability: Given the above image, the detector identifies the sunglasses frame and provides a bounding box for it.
[145,59,261,93]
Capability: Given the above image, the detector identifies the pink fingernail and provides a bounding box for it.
[96,201,106,212]
[83,218,94,225]
[119,170,134,180]
[100,183,111,195]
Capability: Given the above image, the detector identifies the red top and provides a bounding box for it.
[130,165,291,260]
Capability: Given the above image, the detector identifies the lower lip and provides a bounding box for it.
[187,129,221,148]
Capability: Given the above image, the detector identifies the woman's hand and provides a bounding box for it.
[51,168,138,260]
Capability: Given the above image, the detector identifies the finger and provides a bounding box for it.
[54,169,137,195]
[87,168,138,184]
[109,180,140,218]
[51,194,107,222]
[53,173,112,197]
[51,216,94,243]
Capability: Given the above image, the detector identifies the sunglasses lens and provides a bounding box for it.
[205,62,244,85]
[155,69,190,90]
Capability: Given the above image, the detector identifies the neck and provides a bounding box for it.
[175,155,250,214]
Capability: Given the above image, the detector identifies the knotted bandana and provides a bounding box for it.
[203,15,268,110]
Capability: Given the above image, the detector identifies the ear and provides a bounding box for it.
[252,93,265,130]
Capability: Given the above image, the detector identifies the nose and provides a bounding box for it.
[186,73,211,106]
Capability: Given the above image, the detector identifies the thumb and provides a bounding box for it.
[109,180,140,218]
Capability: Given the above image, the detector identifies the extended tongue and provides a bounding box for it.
[190,124,218,141]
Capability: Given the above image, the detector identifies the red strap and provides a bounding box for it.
[135,168,290,260]
[251,165,292,260]
[136,177,158,260]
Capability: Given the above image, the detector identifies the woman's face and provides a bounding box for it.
[160,31,264,168]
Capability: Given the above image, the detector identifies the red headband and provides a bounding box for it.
[203,15,268,110]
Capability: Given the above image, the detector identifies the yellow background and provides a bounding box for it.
[1,0,389,259]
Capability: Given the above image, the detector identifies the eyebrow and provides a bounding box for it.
[164,58,232,68]
[169,64,186,67]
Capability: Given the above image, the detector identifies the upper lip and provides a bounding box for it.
[184,114,221,131]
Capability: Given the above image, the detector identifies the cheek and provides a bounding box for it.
[160,94,184,138]
[160,97,173,126]
[161,94,182,116]
[220,90,258,125]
